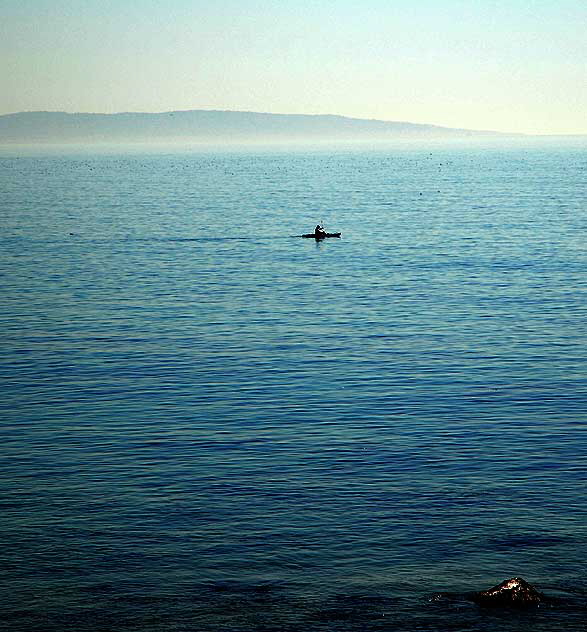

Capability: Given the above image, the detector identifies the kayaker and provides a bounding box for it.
[314,224,326,238]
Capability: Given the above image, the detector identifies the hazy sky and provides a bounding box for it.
[2,0,586,134]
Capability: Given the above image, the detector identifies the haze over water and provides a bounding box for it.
[1,140,586,630]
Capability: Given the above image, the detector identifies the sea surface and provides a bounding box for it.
[1,140,586,631]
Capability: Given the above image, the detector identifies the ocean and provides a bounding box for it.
[1,140,586,630]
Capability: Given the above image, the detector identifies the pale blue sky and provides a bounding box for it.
[1,0,585,134]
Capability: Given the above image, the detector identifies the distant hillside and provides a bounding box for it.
[0,110,511,143]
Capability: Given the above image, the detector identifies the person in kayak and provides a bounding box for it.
[314,224,326,238]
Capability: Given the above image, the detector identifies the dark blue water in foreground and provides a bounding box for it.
[1,141,586,630]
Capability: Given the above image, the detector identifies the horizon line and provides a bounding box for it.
[2,109,587,138]
[0,108,516,136]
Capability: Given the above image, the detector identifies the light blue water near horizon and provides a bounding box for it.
[1,141,586,630]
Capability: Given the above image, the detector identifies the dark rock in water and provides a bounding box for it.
[471,577,544,607]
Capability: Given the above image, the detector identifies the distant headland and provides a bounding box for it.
[0,109,520,144]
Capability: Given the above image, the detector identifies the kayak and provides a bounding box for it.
[301,232,341,239]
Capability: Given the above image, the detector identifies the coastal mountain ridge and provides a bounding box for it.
[0,109,517,142]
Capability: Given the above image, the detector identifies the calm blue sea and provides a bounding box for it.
[1,140,586,631]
